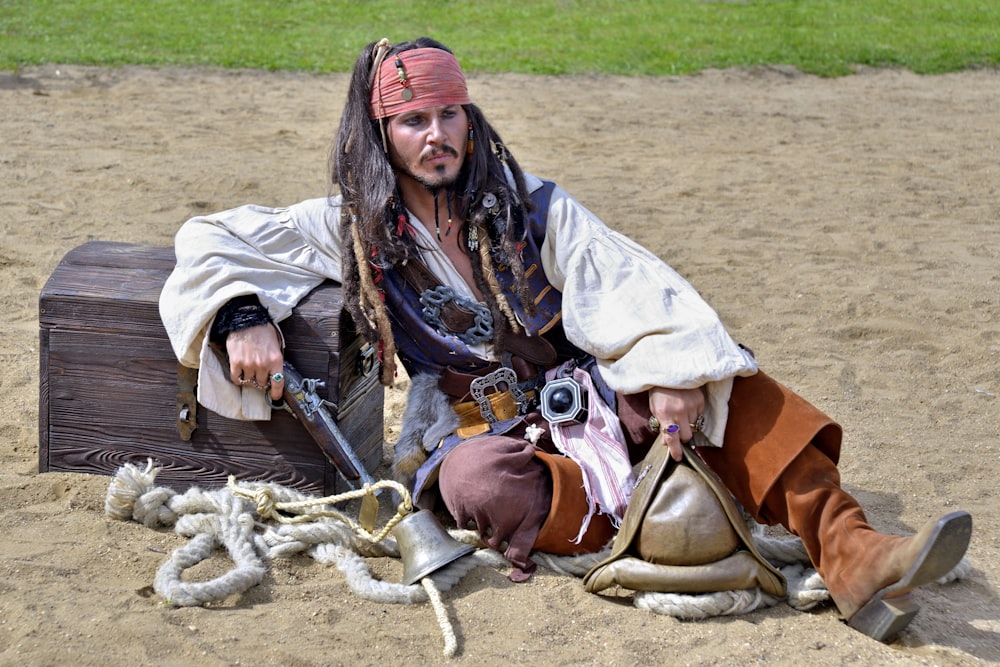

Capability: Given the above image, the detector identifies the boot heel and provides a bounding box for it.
[847,592,920,641]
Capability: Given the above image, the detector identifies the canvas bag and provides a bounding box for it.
[583,438,786,597]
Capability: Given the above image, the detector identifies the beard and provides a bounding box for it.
[411,144,462,190]
[416,170,458,192]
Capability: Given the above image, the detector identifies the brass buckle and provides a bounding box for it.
[469,367,526,423]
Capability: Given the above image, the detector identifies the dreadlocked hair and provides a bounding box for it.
[330,37,537,384]
[333,38,429,385]
[459,103,537,333]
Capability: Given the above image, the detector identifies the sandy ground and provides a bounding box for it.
[1,64,998,666]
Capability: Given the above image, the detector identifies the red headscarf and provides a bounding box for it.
[369,47,471,120]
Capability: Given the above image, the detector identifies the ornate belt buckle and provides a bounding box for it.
[469,367,527,423]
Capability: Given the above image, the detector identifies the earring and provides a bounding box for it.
[467,122,474,155]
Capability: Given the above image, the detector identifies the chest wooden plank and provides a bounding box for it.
[39,241,383,495]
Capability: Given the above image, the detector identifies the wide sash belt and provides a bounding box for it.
[441,362,544,438]
[452,391,521,438]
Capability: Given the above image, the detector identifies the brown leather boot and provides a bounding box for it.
[761,444,972,641]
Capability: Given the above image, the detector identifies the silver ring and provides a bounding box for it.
[270,372,284,384]
[690,414,706,433]
[648,416,660,432]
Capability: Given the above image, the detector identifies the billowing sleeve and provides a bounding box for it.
[159,196,345,419]
[538,184,757,446]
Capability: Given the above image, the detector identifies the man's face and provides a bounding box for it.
[386,104,468,190]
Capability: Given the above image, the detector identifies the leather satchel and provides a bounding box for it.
[583,439,786,597]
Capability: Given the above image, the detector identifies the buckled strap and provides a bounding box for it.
[470,367,528,421]
[439,359,542,401]
[440,364,497,400]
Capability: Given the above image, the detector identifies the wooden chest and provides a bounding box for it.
[38,241,383,495]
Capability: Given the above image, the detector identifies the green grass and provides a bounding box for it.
[2,0,998,76]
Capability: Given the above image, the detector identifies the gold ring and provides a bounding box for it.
[690,414,706,433]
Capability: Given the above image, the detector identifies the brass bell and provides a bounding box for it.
[395,509,476,585]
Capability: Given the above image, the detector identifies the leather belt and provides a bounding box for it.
[439,357,540,401]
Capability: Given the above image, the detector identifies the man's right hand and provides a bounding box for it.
[648,386,706,462]
[225,323,285,401]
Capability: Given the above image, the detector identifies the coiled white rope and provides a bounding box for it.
[105,459,481,657]
[106,459,971,654]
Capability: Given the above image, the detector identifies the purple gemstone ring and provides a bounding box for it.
[648,416,682,436]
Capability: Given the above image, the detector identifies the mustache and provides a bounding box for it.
[420,144,460,161]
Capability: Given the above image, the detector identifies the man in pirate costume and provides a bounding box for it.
[159,37,972,640]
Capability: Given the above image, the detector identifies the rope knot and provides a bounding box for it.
[252,486,278,520]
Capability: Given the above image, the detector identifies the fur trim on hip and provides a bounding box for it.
[391,373,459,490]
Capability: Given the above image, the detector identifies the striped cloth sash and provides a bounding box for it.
[546,363,635,542]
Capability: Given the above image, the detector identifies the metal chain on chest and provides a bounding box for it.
[419,285,494,345]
